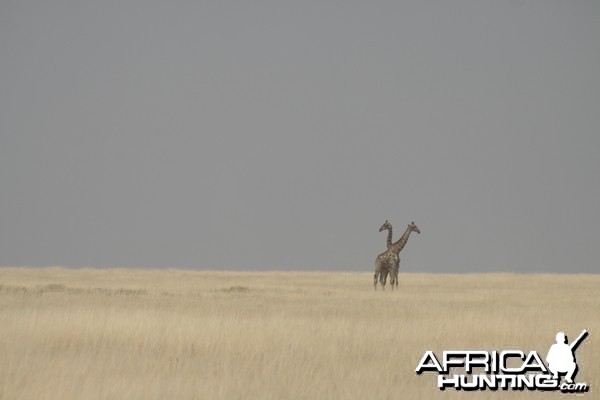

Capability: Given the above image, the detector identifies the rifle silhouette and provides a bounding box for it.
[569,329,588,351]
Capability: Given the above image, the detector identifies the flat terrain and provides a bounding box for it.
[0,268,598,399]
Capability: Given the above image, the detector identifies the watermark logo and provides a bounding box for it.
[415,330,589,393]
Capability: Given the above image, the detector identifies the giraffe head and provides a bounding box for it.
[379,220,392,232]
[409,222,421,234]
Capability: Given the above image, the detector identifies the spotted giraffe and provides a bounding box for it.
[374,221,420,290]
[373,220,394,290]
[387,222,420,289]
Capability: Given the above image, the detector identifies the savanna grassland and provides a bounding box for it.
[0,267,598,400]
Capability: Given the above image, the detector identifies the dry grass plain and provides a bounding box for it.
[0,267,598,400]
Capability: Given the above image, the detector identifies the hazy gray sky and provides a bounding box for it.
[1,1,599,272]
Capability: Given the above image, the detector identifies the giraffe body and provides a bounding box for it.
[374,221,420,290]
[373,250,398,290]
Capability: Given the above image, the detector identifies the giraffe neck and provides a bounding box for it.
[386,226,393,248]
[391,226,413,254]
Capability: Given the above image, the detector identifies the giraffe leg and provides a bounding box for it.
[374,262,381,290]
[374,271,379,290]
[393,260,400,290]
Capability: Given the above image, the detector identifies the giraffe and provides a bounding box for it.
[374,221,420,290]
[388,222,420,289]
[373,220,395,290]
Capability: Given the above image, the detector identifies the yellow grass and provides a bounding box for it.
[0,267,598,399]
